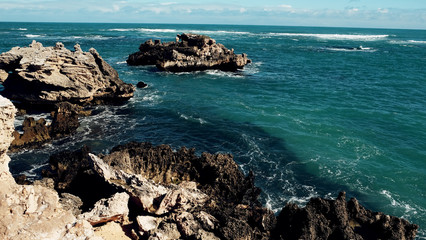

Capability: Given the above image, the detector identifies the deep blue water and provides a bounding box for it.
[1,22,425,238]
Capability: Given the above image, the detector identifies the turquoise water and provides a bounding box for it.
[1,22,425,237]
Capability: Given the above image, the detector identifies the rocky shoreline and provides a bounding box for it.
[0,40,420,239]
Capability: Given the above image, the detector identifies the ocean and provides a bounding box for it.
[1,22,425,238]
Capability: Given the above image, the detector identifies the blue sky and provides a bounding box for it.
[0,0,425,29]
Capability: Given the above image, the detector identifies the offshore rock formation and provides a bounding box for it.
[127,33,251,72]
[9,102,83,152]
[0,41,134,107]
[0,96,100,240]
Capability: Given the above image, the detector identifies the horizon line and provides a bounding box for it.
[1,21,425,31]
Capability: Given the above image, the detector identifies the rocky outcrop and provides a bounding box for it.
[41,142,419,240]
[0,41,134,107]
[127,33,251,72]
[0,96,100,240]
[9,102,83,152]
[274,191,419,240]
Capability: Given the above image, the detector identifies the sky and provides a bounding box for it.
[0,0,425,29]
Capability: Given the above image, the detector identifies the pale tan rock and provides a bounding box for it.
[93,221,131,240]
[0,96,100,240]
[0,41,134,105]
[0,69,7,82]
[80,192,130,226]
[89,153,208,215]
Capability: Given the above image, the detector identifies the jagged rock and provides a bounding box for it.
[9,101,87,152]
[50,102,81,138]
[0,96,100,240]
[102,142,260,206]
[127,33,251,72]
[274,191,419,240]
[148,222,181,240]
[60,193,83,216]
[80,192,130,226]
[90,153,208,215]
[0,41,134,107]
[10,117,51,150]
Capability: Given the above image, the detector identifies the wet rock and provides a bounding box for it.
[127,33,251,72]
[50,102,81,138]
[10,117,51,151]
[0,41,134,107]
[136,81,148,88]
[273,191,419,240]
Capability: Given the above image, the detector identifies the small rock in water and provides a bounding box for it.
[136,81,148,88]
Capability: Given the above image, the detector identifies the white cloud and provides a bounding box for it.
[240,8,247,13]
[378,8,389,14]
[279,4,292,9]
[160,2,177,6]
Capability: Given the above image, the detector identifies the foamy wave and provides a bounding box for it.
[116,61,127,64]
[380,190,423,219]
[17,28,27,31]
[25,34,42,38]
[205,69,245,78]
[179,113,208,125]
[323,46,376,52]
[108,28,250,35]
[269,33,388,41]
[22,162,49,178]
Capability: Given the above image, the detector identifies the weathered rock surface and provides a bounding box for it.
[80,192,129,226]
[0,41,134,107]
[0,96,100,240]
[9,102,83,152]
[127,33,251,72]
[40,141,420,239]
[274,191,419,240]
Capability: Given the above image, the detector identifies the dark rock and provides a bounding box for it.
[102,142,260,206]
[136,81,148,88]
[127,33,251,72]
[10,117,51,151]
[49,102,80,138]
[41,145,118,211]
[273,191,419,240]
[9,102,86,152]
[0,41,134,107]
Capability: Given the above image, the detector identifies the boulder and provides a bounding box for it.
[273,191,419,240]
[80,192,130,226]
[0,41,134,107]
[127,33,251,72]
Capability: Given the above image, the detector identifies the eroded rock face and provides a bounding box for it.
[0,96,100,240]
[0,41,134,107]
[9,102,83,152]
[127,33,251,72]
[273,192,419,240]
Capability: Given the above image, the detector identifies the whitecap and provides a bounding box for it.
[116,61,127,64]
[18,28,27,31]
[179,113,208,125]
[268,33,388,41]
[25,34,42,38]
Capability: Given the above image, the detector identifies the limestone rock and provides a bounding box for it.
[0,69,7,82]
[10,117,51,150]
[80,192,130,226]
[127,33,251,72]
[60,193,83,216]
[136,215,160,233]
[0,41,134,107]
[0,96,100,240]
[90,153,208,215]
